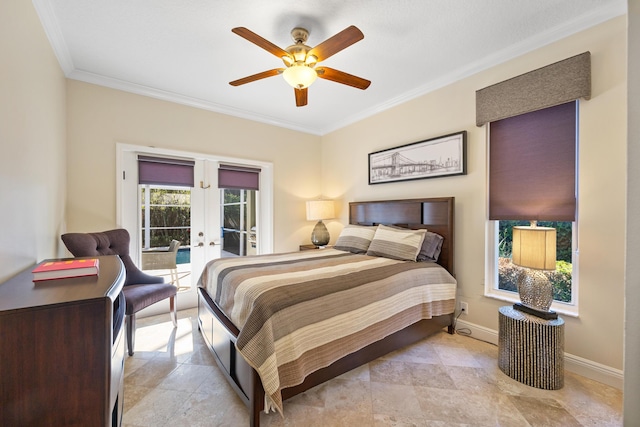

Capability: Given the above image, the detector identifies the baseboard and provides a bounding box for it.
[563,352,624,390]
[454,318,624,390]
[454,318,498,344]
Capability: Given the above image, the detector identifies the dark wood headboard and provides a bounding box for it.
[349,197,455,276]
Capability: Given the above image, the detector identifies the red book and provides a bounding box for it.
[32,258,100,281]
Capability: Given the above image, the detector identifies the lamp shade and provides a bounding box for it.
[512,226,556,271]
[283,65,317,89]
[306,200,335,221]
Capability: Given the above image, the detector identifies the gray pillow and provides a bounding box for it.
[417,231,444,262]
[334,224,377,254]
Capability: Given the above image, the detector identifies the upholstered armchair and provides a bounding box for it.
[61,229,177,356]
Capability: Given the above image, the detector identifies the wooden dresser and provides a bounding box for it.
[0,255,126,426]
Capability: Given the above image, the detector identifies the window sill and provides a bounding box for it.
[484,288,579,318]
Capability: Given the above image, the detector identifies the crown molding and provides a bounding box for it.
[32,0,74,74]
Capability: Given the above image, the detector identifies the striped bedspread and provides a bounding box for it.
[197,249,457,414]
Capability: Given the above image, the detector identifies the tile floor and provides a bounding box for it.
[123,309,623,427]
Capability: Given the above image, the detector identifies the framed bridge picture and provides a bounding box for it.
[368,131,467,185]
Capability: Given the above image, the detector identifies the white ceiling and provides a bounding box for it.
[34,0,625,136]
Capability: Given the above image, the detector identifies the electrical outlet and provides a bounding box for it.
[460,301,469,315]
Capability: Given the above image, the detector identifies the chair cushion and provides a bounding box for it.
[123,282,177,314]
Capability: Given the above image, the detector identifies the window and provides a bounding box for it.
[496,220,574,304]
[486,102,578,314]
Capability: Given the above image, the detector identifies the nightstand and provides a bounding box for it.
[498,305,564,390]
[299,244,333,251]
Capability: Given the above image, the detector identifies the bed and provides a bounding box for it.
[197,197,456,426]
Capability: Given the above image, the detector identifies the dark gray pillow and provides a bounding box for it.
[417,231,444,262]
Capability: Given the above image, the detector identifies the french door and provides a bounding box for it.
[117,144,273,312]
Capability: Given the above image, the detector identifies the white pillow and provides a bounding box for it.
[334,225,377,254]
[366,225,426,261]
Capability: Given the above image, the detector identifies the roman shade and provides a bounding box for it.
[138,155,195,187]
[218,164,260,191]
[489,101,576,222]
[476,52,590,127]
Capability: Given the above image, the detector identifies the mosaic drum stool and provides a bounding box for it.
[498,305,565,390]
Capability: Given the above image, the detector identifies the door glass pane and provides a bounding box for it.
[223,204,240,229]
[221,188,256,257]
[223,230,241,255]
[139,185,192,289]
[140,187,191,247]
[224,189,241,203]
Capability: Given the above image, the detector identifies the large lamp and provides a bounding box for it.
[512,222,558,319]
[306,200,335,246]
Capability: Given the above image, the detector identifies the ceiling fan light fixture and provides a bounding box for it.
[230,25,369,105]
[281,55,294,66]
[283,64,317,89]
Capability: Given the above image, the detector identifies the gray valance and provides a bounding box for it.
[476,52,590,126]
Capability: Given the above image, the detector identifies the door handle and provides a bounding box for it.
[209,241,216,246]
[193,242,204,247]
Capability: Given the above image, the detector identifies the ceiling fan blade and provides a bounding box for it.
[316,67,371,90]
[232,27,290,59]
[295,88,308,107]
[229,69,283,86]
[308,26,364,62]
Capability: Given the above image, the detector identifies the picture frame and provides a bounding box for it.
[368,131,467,185]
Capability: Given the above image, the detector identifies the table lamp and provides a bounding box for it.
[511,222,558,320]
[306,200,335,246]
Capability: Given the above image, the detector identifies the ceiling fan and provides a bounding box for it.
[229,25,371,107]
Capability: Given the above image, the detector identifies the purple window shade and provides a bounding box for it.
[138,156,195,187]
[489,101,576,222]
[218,165,260,190]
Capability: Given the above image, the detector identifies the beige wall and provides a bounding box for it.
[625,1,639,424]
[65,81,322,253]
[322,17,627,371]
[0,0,67,282]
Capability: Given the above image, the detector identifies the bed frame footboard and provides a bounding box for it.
[197,287,453,427]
